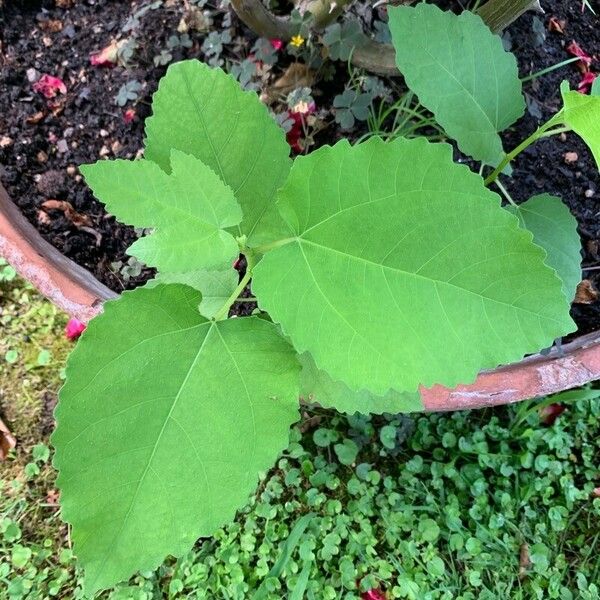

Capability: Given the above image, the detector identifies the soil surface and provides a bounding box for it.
[1,0,599,330]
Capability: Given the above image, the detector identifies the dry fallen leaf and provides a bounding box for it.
[39,18,63,33]
[41,199,93,228]
[518,543,531,579]
[268,63,315,100]
[0,416,16,461]
[574,279,599,304]
[548,16,565,34]
[26,111,46,125]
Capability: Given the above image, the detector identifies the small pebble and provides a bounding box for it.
[585,189,595,198]
[26,68,40,83]
[564,151,578,164]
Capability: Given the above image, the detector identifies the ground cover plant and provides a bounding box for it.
[43,3,600,595]
[2,275,599,598]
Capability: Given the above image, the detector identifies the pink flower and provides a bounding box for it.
[567,41,593,72]
[270,39,283,51]
[65,318,86,340]
[90,40,120,67]
[362,590,387,600]
[123,108,136,124]
[578,71,597,93]
[33,74,67,99]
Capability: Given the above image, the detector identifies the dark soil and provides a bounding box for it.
[1,0,599,331]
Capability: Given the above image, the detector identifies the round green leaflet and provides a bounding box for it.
[52,285,300,595]
[252,137,575,395]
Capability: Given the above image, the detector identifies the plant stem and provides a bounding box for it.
[234,297,258,302]
[520,57,581,84]
[483,114,568,186]
[494,179,518,207]
[213,253,256,321]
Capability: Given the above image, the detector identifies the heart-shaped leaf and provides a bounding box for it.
[388,4,525,165]
[52,285,300,595]
[252,137,574,395]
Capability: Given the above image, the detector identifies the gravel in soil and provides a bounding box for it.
[1,0,599,332]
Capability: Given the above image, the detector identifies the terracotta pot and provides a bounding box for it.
[1,182,599,411]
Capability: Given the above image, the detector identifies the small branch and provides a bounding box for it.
[309,0,353,30]
[229,0,295,39]
[351,39,398,76]
[477,0,543,33]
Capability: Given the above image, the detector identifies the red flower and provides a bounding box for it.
[578,71,597,94]
[286,101,316,153]
[270,39,283,51]
[362,590,387,600]
[539,403,566,426]
[567,41,593,72]
[65,318,86,340]
[90,40,120,67]
[123,108,136,124]
[33,74,67,99]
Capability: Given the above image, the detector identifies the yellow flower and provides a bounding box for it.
[290,35,305,48]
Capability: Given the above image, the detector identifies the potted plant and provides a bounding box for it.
[1,3,599,594]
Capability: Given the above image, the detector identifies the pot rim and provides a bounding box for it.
[1,181,598,411]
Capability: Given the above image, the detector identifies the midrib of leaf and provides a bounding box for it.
[296,238,562,323]
[422,22,497,132]
[82,321,214,591]
[214,325,257,491]
[181,69,226,185]
[179,68,246,236]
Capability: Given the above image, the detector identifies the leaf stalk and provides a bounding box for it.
[484,113,569,186]
[213,252,256,321]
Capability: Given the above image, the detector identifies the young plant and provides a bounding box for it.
[52,5,599,595]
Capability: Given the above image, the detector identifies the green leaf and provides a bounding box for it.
[388,4,524,165]
[252,137,574,395]
[334,439,359,465]
[147,268,238,319]
[299,353,423,414]
[81,150,242,273]
[52,285,300,595]
[144,60,291,245]
[561,83,600,169]
[509,194,581,301]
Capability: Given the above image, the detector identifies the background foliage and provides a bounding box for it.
[1,274,599,599]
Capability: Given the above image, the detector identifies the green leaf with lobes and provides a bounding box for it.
[52,285,300,595]
[560,82,600,170]
[252,137,575,396]
[146,267,238,319]
[299,353,423,414]
[144,60,291,245]
[388,4,525,165]
[80,150,242,273]
[509,194,581,302]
